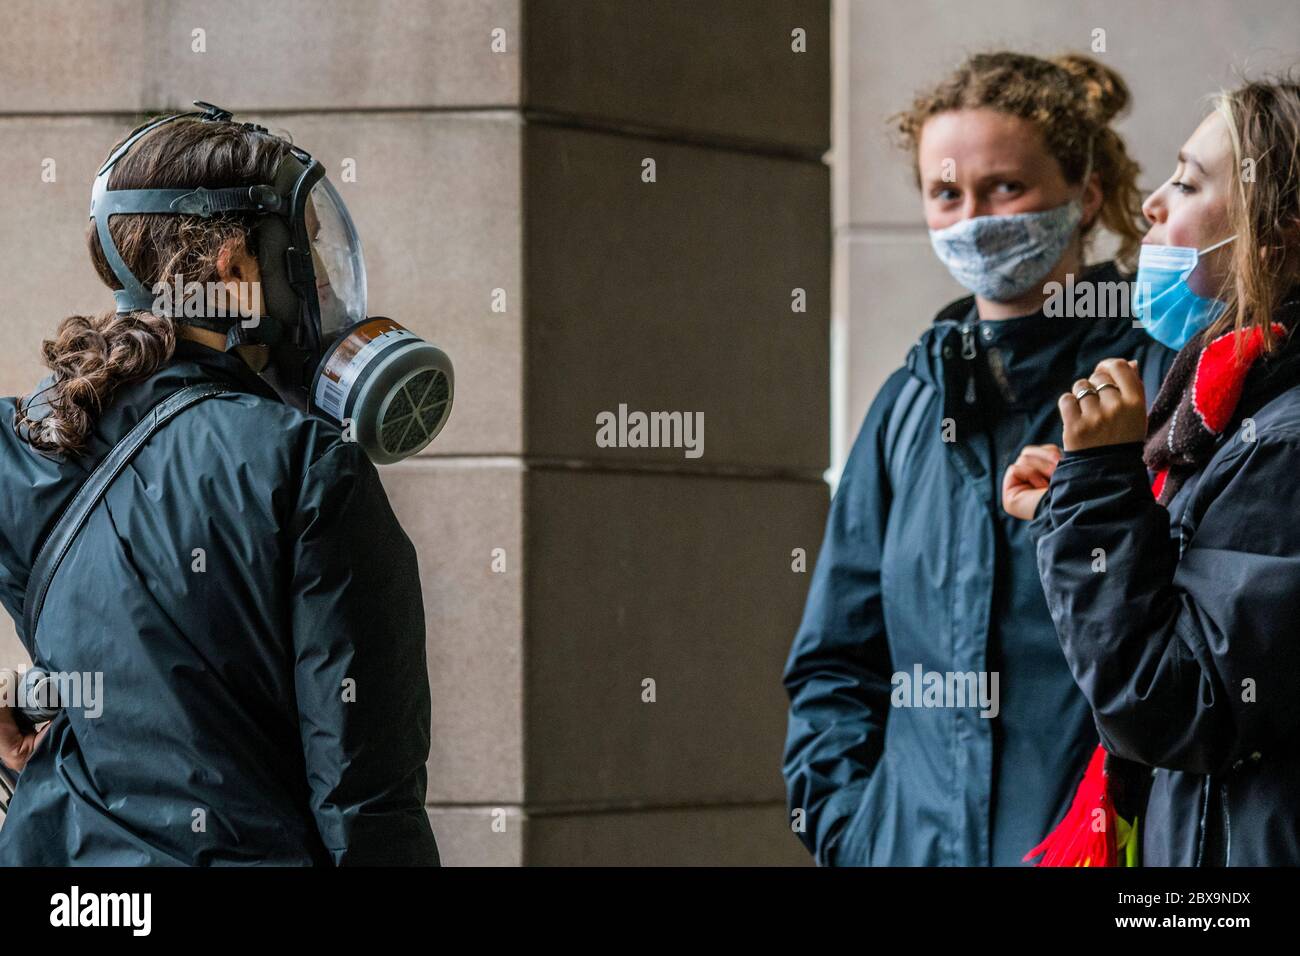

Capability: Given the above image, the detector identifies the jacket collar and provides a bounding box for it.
[1235,292,1300,417]
[90,339,283,451]
[19,338,283,465]
[169,338,282,399]
[906,260,1132,409]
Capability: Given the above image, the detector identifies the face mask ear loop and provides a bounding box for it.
[1199,234,1238,256]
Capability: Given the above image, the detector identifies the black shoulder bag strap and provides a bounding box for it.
[21,382,231,644]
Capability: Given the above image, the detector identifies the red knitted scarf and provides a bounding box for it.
[1144,322,1287,505]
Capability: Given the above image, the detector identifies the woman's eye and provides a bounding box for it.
[994,181,1023,195]
[1171,180,1196,195]
[932,187,960,202]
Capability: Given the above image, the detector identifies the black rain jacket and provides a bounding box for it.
[1031,296,1300,866]
[783,261,1174,865]
[0,338,439,865]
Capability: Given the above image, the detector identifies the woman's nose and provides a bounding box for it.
[1141,188,1165,227]
[962,194,987,220]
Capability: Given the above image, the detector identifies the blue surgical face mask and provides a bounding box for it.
[1133,235,1237,350]
[929,199,1085,303]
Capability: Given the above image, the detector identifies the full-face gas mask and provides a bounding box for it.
[89,101,454,464]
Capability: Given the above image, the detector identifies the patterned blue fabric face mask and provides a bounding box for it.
[928,199,1085,303]
[1133,236,1237,351]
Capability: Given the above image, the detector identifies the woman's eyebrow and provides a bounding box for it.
[923,168,1025,186]
[921,171,957,190]
[1177,150,1208,175]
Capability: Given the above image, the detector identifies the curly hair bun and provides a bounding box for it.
[1051,52,1131,126]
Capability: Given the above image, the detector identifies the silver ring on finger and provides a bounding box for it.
[1074,386,1099,401]
[1094,382,1119,395]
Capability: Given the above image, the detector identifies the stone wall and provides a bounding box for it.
[0,0,830,865]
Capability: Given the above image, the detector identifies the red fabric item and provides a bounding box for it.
[1192,326,1271,433]
[1023,744,1115,866]
[1150,468,1167,502]
[1145,322,1288,504]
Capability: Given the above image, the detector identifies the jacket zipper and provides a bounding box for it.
[960,324,977,405]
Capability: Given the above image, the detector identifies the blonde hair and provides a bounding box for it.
[891,51,1145,269]
[1203,76,1300,354]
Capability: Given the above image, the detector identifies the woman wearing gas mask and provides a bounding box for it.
[782,52,1174,866]
[1005,78,1300,866]
[0,104,451,865]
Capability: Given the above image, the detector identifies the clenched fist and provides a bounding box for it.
[1002,444,1061,521]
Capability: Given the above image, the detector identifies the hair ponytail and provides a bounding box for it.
[18,311,176,455]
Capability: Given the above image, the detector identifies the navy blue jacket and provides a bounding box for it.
[0,339,439,865]
[782,262,1174,865]
[1032,296,1300,865]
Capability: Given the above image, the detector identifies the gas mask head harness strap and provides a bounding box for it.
[90,101,328,366]
[89,101,455,464]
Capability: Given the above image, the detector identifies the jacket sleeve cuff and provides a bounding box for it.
[1059,440,1145,464]
[1027,442,1144,538]
[1026,484,1053,541]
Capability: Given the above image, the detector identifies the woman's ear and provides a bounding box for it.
[1081,171,1104,229]
[213,236,264,321]
[215,236,261,284]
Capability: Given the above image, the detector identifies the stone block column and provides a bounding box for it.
[0,0,830,864]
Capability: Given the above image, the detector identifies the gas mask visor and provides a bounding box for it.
[305,177,367,349]
[301,179,454,465]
